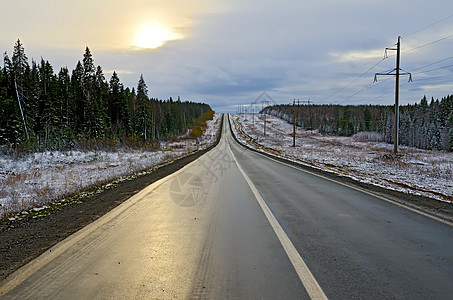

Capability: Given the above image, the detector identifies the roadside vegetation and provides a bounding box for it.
[232,113,453,205]
[263,96,453,151]
[0,39,212,154]
[0,39,221,219]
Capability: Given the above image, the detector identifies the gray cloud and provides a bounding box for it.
[2,0,453,112]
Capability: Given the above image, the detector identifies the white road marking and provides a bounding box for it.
[228,144,328,300]
[248,149,453,227]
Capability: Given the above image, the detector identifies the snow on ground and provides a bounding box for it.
[231,113,453,203]
[0,114,222,219]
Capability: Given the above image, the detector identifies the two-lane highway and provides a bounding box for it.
[228,116,453,299]
[1,114,452,299]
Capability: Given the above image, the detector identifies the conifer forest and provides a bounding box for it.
[0,40,212,152]
[263,95,453,152]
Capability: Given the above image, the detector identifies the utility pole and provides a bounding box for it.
[252,104,255,128]
[374,36,412,154]
[394,37,401,154]
[251,92,277,137]
[293,99,296,147]
[262,100,268,136]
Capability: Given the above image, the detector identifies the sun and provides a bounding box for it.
[135,24,178,49]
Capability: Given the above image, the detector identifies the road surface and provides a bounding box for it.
[1,114,452,299]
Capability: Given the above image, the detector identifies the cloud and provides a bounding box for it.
[419,82,453,91]
[329,49,384,63]
[2,0,453,112]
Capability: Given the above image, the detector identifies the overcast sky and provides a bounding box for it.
[2,0,453,112]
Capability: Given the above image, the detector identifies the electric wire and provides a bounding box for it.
[412,63,453,75]
[409,56,453,72]
[335,77,394,105]
[335,43,453,105]
[411,73,453,82]
[324,57,387,103]
[404,33,453,54]
[322,15,453,106]
[366,73,453,105]
[403,13,453,38]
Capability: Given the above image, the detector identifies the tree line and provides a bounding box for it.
[262,95,453,151]
[0,39,212,152]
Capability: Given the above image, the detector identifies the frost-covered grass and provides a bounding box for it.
[0,114,222,219]
[231,113,453,203]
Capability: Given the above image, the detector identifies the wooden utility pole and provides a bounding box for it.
[252,104,255,128]
[374,36,412,154]
[293,99,296,147]
[394,36,401,154]
[262,100,268,136]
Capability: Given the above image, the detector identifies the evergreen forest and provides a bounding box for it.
[0,39,212,152]
[263,95,453,151]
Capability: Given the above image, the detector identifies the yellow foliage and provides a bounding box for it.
[190,125,203,138]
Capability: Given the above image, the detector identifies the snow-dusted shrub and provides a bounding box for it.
[352,131,384,142]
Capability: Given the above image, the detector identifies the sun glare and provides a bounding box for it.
[135,24,178,49]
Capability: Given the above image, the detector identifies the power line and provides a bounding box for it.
[323,17,453,107]
[325,36,444,104]
[367,73,453,105]
[404,33,453,54]
[411,73,453,82]
[330,55,453,106]
[324,57,387,103]
[335,82,377,105]
[403,13,453,38]
[409,56,453,72]
[412,63,453,75]
[325,27,453,105]
[333,76,394,105]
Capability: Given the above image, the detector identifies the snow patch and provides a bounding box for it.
[0,114,222,219]
[231,113,453,203]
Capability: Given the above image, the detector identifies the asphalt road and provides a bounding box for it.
[1,114,452,299]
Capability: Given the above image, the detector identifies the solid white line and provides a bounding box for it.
[228,144,328,300]
[247,150,453,227]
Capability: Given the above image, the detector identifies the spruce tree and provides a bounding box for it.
[11,39,28,82]
[71,61,84,135]
[108,71,124,136]
[57,67,71,137]
[82,47,96,135]
[135,74,152,141]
